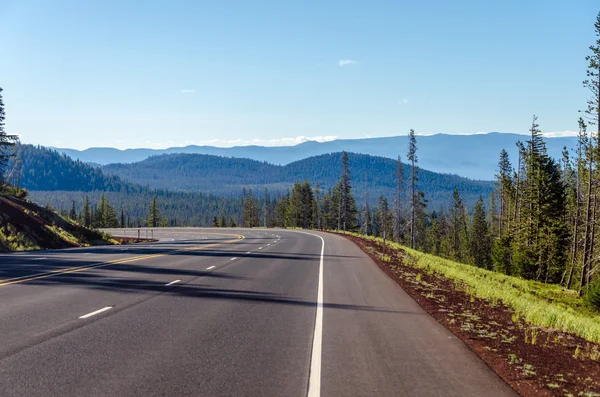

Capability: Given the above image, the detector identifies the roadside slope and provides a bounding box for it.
[0,194,113,251]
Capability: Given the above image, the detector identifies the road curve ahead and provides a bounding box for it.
[0,228,516,397]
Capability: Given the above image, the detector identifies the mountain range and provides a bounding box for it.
[16,145,492,210]
[55,132,577,180]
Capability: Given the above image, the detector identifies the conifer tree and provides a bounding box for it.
[407,129,418,248]
[69,200,77,221]
[147,196,161,228]
[83,195,91,228]
[336,152,358,231]
[470,196,492,269]
[0,87,19,184]
[393,155,406,242]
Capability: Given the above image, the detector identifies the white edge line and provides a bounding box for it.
[165,279,181,286]
[207,265,216,270]
[258,247,263,250]
[246,251,251,254]
[230,257,237,260]
[306,232,324,397]
[79,306,113,319]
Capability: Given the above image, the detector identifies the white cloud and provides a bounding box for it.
[129,135,339,149]
[338,59,357,67]
[398,99,409,105]
[180,89,196,94]
[542,131,578,138]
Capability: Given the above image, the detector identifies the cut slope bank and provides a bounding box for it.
[0,194,115,251]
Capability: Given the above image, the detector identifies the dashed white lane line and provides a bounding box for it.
[207,266,216,270]
[165,280,181,286]
[258,247,263,250]
[79,306,113,319]
[230,257,237,260]
[246,251,251,254]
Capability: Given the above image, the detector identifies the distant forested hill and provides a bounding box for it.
[102,152,493,209]
[55,132,577,180]
[13,145,143,192]
[16,145,493,210]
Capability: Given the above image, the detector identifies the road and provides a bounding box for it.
[0,228,517,396]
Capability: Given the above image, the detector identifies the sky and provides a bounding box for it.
[1,0,598,150]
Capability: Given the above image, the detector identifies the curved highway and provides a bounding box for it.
[0,228,516,396]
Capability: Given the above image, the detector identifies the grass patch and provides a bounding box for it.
[348,233,600,344]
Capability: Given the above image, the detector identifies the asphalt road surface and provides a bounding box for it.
[0,228,517,396]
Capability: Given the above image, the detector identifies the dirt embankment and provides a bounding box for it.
[0,194,111,251]
[346,234,600,397]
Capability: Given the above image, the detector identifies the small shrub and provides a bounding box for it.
[0,185,29,199]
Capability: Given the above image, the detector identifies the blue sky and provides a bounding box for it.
[1,0,598,149]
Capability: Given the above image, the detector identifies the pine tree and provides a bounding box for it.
[147,196,161,228]
[314,182,322,230]
[337,152,358,231]
[582,11,600,132]
[212,216,219,227]
[495,149,513,233]
[393,155,406,242]
[229,217,237,227]
[565,120,588,287]
[470,196,492,269]
[579,13,600,293]
[377,195,391,239]
[360,179,371,235]
[0,87,19,185]
[243,189,260,227]
[82,195,91,228]
[219,215,226,228]
[120,207,125,228]
[426,211,441,255]
[69,200,77,220]
[407,129,418,248]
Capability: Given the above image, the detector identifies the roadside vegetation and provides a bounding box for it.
[348,233,600,397]
[355,233,600,343]
[0,194,116,252]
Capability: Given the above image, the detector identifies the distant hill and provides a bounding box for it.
[55,132,577,180]
[12,145,144,193]
[101,152,494,209]
[16,145,492,210]
[0,194,113,251]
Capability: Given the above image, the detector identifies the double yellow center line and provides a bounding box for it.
[0,234,244,287]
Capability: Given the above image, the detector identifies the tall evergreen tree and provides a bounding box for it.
[393,155,406,242]
[69,200,77,220]
[337,152,358,231]
[407,129,418,248]
[147,196,161,228]
[470,196,492,269]
[82,195,91,228]
[0,87,19,184]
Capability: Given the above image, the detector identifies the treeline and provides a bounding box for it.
[30,189,244,228]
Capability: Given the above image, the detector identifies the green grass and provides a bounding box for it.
[349,233,600,344]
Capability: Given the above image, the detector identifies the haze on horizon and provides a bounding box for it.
[1,0,597,150]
